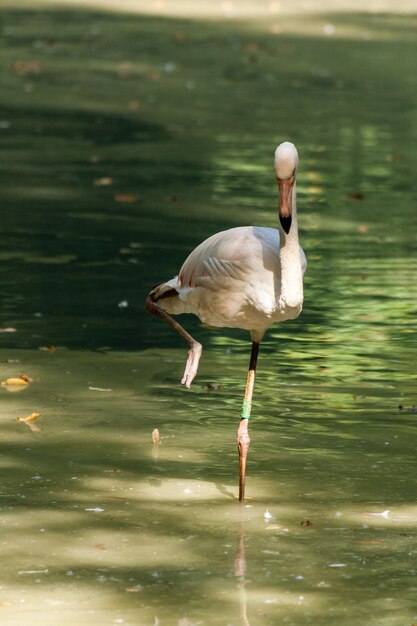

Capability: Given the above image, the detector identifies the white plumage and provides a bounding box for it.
[156,224,306,341]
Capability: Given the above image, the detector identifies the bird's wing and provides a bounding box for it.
[178,227,257,290]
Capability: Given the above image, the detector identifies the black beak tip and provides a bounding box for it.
[280,215,292,234]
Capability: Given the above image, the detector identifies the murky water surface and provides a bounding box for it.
[0,3,416,625]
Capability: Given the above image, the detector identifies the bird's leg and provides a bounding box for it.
[146,293,202,388]
[238,341,259,502]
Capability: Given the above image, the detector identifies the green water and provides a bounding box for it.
[0,3,417,625]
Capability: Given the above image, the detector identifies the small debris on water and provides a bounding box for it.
[152,428,160,444]
[207,382,221,391]
[264,509,273,521]
[300,519,314,527]
[365,509,391,519]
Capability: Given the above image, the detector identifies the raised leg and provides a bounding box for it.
[146,292,202,388]
[238,341,259,502]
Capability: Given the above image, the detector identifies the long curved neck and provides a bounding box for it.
[278,184,304,309]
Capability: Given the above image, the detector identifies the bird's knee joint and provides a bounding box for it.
[192,341,202,354]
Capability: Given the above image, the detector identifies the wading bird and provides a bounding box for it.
[146,142,306,501]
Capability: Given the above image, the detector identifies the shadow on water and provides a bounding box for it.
[0,3,416,625]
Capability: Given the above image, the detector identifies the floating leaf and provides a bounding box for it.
[127,100,140,111]
[11,60,42,74]
[16,412,41,423]
[346,191,364,200]
[16,412,42,432]
[2,372,32,388]
[115,193,138,203]
[39,344,56,352]
[2,377,28,387]
[94,177,113,187]
[126,584,143,593]
[146,70,161,81]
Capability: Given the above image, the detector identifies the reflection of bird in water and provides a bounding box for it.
[234,522,250,626]
[146,142,306,501]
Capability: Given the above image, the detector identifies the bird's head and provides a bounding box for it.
[274,142,298,235]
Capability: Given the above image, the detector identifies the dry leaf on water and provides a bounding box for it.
[94,177,113,187]
[11,60,42,74]
[127,100,140,111]
[39,344,56,352]
[115,193,138,204]
[2,377,28,387]
[2,373,32,389]
[16,412,42,432]
[152,428,160,444]
[16,412,41,423]
[346,191,364,200]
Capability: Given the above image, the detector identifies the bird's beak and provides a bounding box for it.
[277,175,295,235]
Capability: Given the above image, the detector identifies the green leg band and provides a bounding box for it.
[240,399,252,420]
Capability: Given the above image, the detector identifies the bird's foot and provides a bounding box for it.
[181,341,202,388]
[238,419,250,502]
